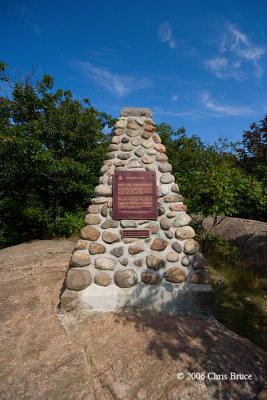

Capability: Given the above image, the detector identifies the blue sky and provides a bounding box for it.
[1,0,267,143]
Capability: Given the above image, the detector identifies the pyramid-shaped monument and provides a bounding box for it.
[60,107,214,315]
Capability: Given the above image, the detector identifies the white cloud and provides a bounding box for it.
[205,23,265,80]
[172,95,178,102]
[79,62,151,97]
[153,106,204,119]
[201,92,254,116]
[158,23,176,49]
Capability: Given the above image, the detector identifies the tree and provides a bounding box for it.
[157,123,266,240]
[0,61,116,248]
[237,116,267,183]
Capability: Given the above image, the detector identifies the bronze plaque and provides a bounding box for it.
[122,229,150,238]
[113,171,157,220]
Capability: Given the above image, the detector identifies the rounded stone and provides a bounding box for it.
[89,243,106,255]
[175,226,195,240]
[192,253,206,269]
[173,214,192,227]
[115,167,126,171]
[147,223,159,234]
[166,251,179,262]
[102,231,120,244]
[158,186,169,197]
[120,220,137,228]
[81,226,100,241]
[146,165,155,171]
[181,255,190,266]
[126,129,139,138]
[151,238,167,251]
[95,257,116,270]
[101,219,118,229]
[70,251,90,267]
[135,147,145,157]
[154,144,166,153]
[189,269,210,284]
[141,139,154,149]
[66,269,92,291]
[164,194,183,203]
[110,247,124,257]
[158,207,165,216]
[184,239,200,255]
[172,242,182,253]
[100,165,110,175]
[107,198,113,208]
[144,125,156,132]
[111,136,121,144]
[127,122,138,130]
[134,259,143,267]
[152,133,161,143]
[94,272,112,287]
[147,149,157,155]
[114,161,126,167]
[101,204,108,217]
[121,143,134,151]
[165,230,174,239]
[114,269,138,288]
[146,255,164,270]
[91,197,108,205]
[141,272,159,285]
[166,212,176,218]
[128,246,144,255]
[106,152,116,160]
[99,176,107,185]
[88,205,100,214]
[108,144,119,152]
[114,128,123,136]
[142,156,153,164]
[115,120,125,129]
[85,214,101,225]
[135,117,144,126]
[144,118,155,125]
[171,184,180,193]
[164,267,186,283]
[75,239,88,250]
[120,257,129,266]
[104,160,113,166]
[142,131,151,139]
[160,173,175,184]
[158,163,172,173]
[121,136,130,143]
[169,204,187,211]
[128,159,143,168]
[94,185,112,197]
[156,153,168,162]
[131,138,140,146]
[118,153,131,160]
[160,218,171,230]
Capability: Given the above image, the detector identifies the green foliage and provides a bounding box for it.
[0,61,116,248]
[157,122,266,223]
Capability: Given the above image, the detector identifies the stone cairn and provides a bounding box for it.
[60,107,214,315]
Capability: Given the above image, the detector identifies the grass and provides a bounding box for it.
[201,237,267,351]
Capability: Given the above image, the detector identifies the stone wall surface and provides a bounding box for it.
[61,108,214,315]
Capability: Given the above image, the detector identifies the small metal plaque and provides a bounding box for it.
[122,229,150,238]
[113,171,157,220]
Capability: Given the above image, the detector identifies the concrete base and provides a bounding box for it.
[78,282,214,316]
